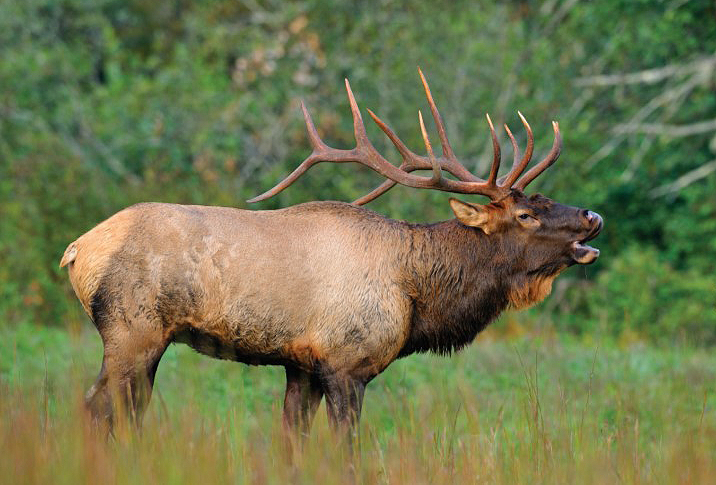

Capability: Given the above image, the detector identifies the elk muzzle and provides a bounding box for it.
[571,211,603,264]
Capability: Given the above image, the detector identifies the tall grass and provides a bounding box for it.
[1,322,715,483]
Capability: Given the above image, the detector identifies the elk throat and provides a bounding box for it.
[398,222,512,356]
[507,267,565,310]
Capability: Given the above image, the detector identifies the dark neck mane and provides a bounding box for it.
[398,220,512,357]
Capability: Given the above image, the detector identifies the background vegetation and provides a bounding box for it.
[2,0,715,344]
[1,0,715,482]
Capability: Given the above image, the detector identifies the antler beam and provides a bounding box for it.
[247,69,562,205]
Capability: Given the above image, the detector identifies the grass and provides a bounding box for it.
[1,319,715,484]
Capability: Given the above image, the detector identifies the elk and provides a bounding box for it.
[60,69,602,442]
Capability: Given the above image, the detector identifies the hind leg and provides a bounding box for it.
[85,359,112,434]
[85,325,168,435]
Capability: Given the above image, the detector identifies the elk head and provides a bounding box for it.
[248,68,603,274]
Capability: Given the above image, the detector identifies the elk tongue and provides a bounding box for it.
[571,241,600,264]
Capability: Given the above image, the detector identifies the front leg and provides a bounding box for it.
[282,365,323,441]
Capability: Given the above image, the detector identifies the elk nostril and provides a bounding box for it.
[581,209,592,221]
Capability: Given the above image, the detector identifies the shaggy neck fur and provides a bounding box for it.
[398,220,561,356]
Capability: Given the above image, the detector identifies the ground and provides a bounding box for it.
[1,320,715,484]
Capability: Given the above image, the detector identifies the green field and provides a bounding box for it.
[2,319,714,484]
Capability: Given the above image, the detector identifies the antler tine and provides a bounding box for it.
[344,79,440,181]
[344,79,371,149]
[246,157,317,204]
[418,67,455,161]
[418,110,441,183]
[501,111,534,187]
[246,102,325,203]
[300,101,326,151]
[504,123,520,167]
[514,121,561,190]
[366,108,419,162]
[353,178,399,205]
[485,114,501,185]
[367,107,480,182]
[352,109,443,206]
[498,123,519,188]
[354,162,430,205]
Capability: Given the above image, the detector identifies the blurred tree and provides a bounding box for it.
[1,0,714,343]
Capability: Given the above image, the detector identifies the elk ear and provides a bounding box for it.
[449,198,492,233]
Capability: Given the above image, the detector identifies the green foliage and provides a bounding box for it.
[1,0,715,344]
[554,247,716,345]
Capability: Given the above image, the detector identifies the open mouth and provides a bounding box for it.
[571,215,603,264]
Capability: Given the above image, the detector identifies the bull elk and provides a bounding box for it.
[60,69,602,442]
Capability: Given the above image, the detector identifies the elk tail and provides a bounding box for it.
[60,241,79,268]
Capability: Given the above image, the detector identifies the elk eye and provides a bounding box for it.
[518,213,531,220]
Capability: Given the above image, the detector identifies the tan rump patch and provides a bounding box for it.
[62,206,139,316]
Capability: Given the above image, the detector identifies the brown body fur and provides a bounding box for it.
[62,196,600,439]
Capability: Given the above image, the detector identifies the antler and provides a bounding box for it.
[247,68,562,205]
